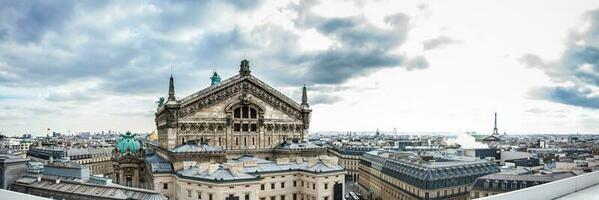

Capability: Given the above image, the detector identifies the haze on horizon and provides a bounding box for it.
[1,0,598,136]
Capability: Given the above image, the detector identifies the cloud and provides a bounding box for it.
[520,9,599,109]
[423,36,457,50]
[529,86,599,109]
[311,94,342,105]
[279,1,425,85]
[0,1,79,43]
[0,0,427,94]
[405,56,429,70]
[0,0,264,92]
[45,90,98,103]
[112,110,155,117]
[519,54,546,68]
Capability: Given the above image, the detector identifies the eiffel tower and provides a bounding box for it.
[492,112,499,136]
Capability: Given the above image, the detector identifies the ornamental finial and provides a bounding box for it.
[301,84,309,108]
[239,59,251,76]
[168,74,176,101]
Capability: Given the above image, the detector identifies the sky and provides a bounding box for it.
[1,0,598,136]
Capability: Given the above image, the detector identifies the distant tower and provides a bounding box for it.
[492,112,499,136]
[376,128,380,136]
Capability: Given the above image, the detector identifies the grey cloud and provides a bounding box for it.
[0,1,77,43]
[405,56,429,70]
[112,110,155,117]
[0,1,263,92]
[525,108,546,114]
[282,1,424,85]
[2,105,63,116]
[297,50,403,84]
[0,0,427,107]
[45,90,99,103]
[25,106,64,115]
[520,9,599,109]
[423,36,457,50]
[311,94,342,105]
[529,86,599,109]
[519,54,546,68]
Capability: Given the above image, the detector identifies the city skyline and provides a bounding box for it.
[1,0,599,135]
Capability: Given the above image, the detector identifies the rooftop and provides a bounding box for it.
[145,154,173,174]
[362,150,499,181]
[11,175,166,200]
[171,141,223,153]
[176,155,344,182]
[46,161,85,169]
[67,148,112,157]
[0,189,49,200]
[0,154,29,163]
[480,170,599,200]
[277,141,325,150]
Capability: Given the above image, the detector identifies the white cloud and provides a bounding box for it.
[1,0,598,135]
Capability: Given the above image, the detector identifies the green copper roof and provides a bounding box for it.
[210,71,221,86]
[116,131,141,155]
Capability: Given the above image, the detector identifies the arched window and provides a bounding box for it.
[233,106,257,119]
[232,105,259,133]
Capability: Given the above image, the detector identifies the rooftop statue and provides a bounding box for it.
[156,96,165,108]
[210,71,221,86]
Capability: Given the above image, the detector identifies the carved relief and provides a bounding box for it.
[178,123,227,134]
[178,80,303,120]
[165,109,177,128]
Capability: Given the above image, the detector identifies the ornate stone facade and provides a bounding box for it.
[155,60,312,151]
[110,60,340,200]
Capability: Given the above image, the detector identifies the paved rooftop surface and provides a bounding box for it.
[555,183,599,200]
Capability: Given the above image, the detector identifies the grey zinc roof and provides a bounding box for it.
[67,148,112,157]
[176,155,344,182]
[471,172,576,190]
[229,155,344,173]
[363,150,499,181]
[177,165,257,181]
[238,160,343,174]
[277,142,324,150]
[171,142,222,153]
[477,172,575,182]
[234,155,272,164]
[145,154,173,173]
[13,176,166,200]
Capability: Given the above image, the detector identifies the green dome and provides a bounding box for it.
[116,131,141,155]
